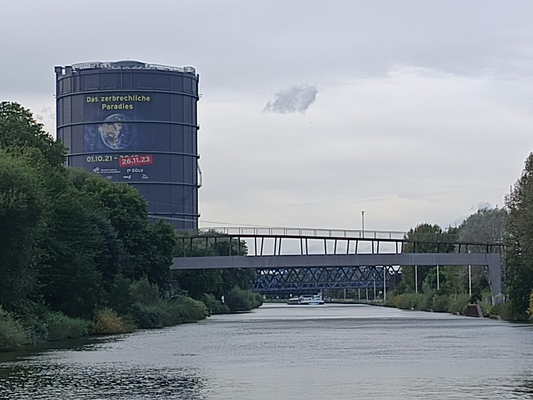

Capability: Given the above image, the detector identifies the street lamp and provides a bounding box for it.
[361,210,365,238]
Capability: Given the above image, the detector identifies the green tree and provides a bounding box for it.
[174,269,223,299]
[78,174,176,289]
[505,153,533,317]
[459,208,507,291]
[140,220,178,289]
[67,169,127,283]
[0,102,65,168]
[224,286,253,312]
[0,102,67,309]
[36,174,105,318]
[90,212,127,285]
[219,268,255,296]
[400,223,455,293]
[173,233,251,299]
[78,176,149,276]
[459,208,507,245]
[0,152,44,309]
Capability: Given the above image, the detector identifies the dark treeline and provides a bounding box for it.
[0,102,261,351]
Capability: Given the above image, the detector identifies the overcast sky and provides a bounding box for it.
[3,0,533,233]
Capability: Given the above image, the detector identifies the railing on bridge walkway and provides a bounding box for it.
[202,226,406,240]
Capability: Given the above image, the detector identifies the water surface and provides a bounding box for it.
[1,304,532,399]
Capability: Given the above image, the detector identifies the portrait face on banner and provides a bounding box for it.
[98,114,135,150]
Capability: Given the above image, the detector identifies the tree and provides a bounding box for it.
[174,269,223,299]
[400,223,455,293]
[0,102,68,309]
[35,173,106,318]
[173,233,251,299]
[78,175,148,277]
[0,102,66,168]
[139,220,178,289]
[77,173,177,289]
[458,207,507,292]
[90,212,127,285]
[0,102,181,319]
[0,152,44,309]
[505,153,533,317]
[459,208,507,245]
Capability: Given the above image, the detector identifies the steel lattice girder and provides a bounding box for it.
[252,266,400,293]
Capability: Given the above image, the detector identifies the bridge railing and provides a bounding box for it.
[199,226,407,240]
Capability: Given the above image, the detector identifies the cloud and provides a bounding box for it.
[469,202,493,212]
[263,84,318,114]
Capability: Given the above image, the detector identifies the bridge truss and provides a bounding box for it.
[252,265,401,295]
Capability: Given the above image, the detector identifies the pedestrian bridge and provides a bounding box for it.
[171,227,503,303]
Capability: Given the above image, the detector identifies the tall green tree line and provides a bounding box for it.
[0,101,257,322]
[0,102,176,318]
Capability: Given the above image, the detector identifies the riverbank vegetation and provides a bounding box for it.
[331,160,533,322]
[387,213,505,318]
[0,102,261,351]
[388,173,533,321]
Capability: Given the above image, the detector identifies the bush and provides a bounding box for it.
[251,292,264,309]
[489,301,517,320]
[390,292,423,310]
[92,308,135,335]
[133,303,165,329]
[132,296,209,328]
[166,296,209,324]
[12,301,51,343]
[107,275,135,316]
[0,307,29,351]
[225,286,263,313]
[447,294,470,314]
[201,293,229,315]
[130,277,160,306]
[129,278,209,328]
[44,311,91,341]
[225,286,252,312]
[159,302,182,326]
[432,294,450,312]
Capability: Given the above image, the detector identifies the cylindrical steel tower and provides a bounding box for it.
[55,60,200,230]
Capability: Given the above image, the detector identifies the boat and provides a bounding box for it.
[299,294,325,305]
[286,294,324,305]
[286,297,300,305]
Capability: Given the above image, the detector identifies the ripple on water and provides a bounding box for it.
[0,362,206,399]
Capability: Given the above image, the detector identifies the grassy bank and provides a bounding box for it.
[384,291,516,320]
[0,281,264,352]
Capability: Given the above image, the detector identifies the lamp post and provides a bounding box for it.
[468,250,472,297]
[383,266,387,303]
[361,210,365,238]
[415,265,418,293]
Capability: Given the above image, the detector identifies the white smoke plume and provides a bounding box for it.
[263,84,318,114]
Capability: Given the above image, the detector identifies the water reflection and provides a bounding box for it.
[0,362,205,399]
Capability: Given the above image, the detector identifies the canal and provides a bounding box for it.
[1,304,532,399]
